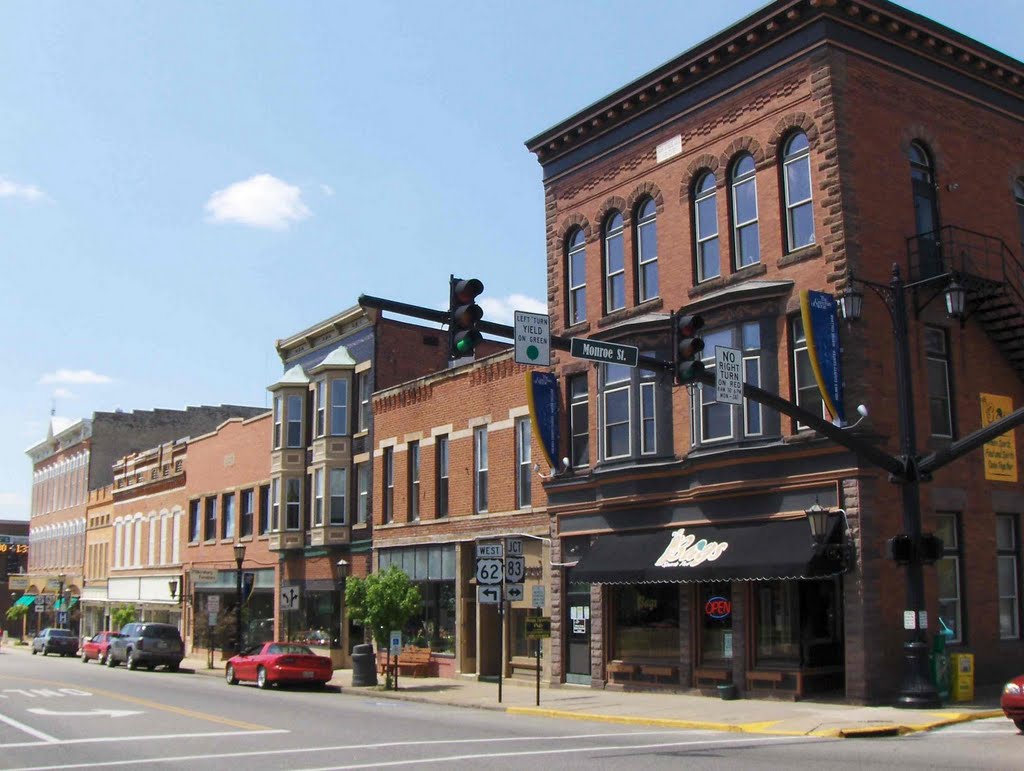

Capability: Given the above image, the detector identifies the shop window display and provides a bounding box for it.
[699,582,733,665]
[612,584,679,660]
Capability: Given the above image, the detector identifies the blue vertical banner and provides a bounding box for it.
[799,289,846,424]
[526,371,561,471]
[242,571,256,604]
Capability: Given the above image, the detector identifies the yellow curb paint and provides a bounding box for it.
[0,675,269,731]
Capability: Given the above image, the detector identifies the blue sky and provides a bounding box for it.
[2,0,1022,521]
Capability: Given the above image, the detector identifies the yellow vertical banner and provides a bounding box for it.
[981,393,1018,482]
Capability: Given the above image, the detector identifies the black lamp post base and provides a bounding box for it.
[894,640,942,709]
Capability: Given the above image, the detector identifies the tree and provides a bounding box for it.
[5,603,29,643]
[345,566,421,688]
[110,605,136,631]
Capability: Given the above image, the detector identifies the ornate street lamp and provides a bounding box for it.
[839,262,965,708]
[234,543,246,654]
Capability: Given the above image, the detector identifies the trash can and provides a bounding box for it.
[951,653,974,702]
[351,643,378,687]
[929,632,951,703]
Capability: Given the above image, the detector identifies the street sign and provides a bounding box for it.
[715,346,743,405]
[532,585,545,609]
[476,558,503,585]
[525,617,552,639]
[191,568,217,584]
[570,337,639,367]
[506,538,523,556]
[476,542,503,559]
[477,585,501,604]
[390,631,402,655]
[279,586,299,611]
[36,594,54,609]
[57,611,68,626]
[514,311,550,366]
[505,583,525,602]
[207,595,221,613]
[504,556,526,583]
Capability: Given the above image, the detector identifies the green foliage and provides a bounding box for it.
[5,603,28,623]
[345,566,421,650]
[110,605,136,630]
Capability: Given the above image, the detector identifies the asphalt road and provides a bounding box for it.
[1,652,1021,770]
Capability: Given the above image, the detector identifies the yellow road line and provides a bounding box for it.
[0,675,269,731]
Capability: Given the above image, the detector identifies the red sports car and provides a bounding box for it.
[81,631,123,665]
[1001,673,1024,731]
[225,642,334,689]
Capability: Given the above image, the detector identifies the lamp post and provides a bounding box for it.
[56,573,65,628]
[337,559,349,653]
[234,544,246,654]
[838,262,965,709]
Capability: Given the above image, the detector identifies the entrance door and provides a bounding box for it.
[565,583,591,685]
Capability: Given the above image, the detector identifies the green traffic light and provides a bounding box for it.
[454,330,483,355]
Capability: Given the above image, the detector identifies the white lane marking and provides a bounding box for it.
[0,712,58,744]
[27,709,143,718]
[0,728,289,749]
[6,732,816,770]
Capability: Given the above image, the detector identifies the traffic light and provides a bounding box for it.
[919,533,945,564]
[448,276,485,359]
[671,310,705,385]
[887,534,913,565]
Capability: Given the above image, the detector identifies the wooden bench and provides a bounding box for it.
[694,668,731,688]
[639,664,678,684]
[606,661,639,683]
[745,670,786,692]
[395,646,432,677]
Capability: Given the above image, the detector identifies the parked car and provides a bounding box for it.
[81,631,123,665]
[107,622,183,671]
[1001,673,1024,731]
[32,628,79,657]
[225,642,333,689]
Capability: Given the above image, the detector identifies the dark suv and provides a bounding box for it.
[32,628,79,657]
[107,622,183,671]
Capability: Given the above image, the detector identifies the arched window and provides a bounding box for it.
[566,228,587,326]
[783,132,814,251]
[604,212,625,312]
[1015,179,1024,250]
[731,154,759,267]
[635,198,658,302]
[694,172,720,281]
[910,141,941,276]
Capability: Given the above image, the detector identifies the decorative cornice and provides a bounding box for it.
[525,0,1024,167]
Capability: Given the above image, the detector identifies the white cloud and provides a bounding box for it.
[0,175,47,202]
[205,174,311,230]
[38,369,113,385]
[479,294,547,326]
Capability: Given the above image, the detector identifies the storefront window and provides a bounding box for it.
[699,582,733,665]
[380,544,457,654]
[287,590,340,648]
[611,584,679,660]
[754,580,799,664]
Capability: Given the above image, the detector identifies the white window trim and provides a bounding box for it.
[604,216,625,313]
[695,176,720,282]
[743,355,763,437]
[567,233,586,325]
[639,381,657,455]
[731,162,759,268]
[636,203,658,302]
[602,379,632,460]
[783,137,814,251]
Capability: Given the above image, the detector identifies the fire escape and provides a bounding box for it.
[908,226,1024,378]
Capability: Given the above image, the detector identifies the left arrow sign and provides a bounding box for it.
[27,708,143,718]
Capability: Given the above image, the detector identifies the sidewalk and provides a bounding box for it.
[176,651,1005,739]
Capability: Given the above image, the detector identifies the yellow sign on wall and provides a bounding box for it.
[981,394,1018,482]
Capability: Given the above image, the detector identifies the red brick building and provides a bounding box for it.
[372,349,550,678]
[526,0,1024,702]
[182,412,274,660]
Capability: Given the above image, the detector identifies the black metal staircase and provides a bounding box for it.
[907,226,1024,378]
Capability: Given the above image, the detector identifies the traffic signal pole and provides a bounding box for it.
[357,292,1024,478]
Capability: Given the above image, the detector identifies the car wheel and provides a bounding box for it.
[167,662,180,672]
[256,666,269,689]
[146,664,156,671]
[31,647,37,655]
[1015,718,1024,732]
[106,652,118,667]
[81,652,90,663]
[126,651,138,671]
[226,664,238,685]
[99,650,108,665]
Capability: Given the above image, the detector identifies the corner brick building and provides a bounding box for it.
[526,0,1024,702]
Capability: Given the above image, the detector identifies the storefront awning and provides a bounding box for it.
[14,595,36,607]
[570,518,844,584]
[54,597,79,611]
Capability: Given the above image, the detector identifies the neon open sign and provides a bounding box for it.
[704,596,732,619]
